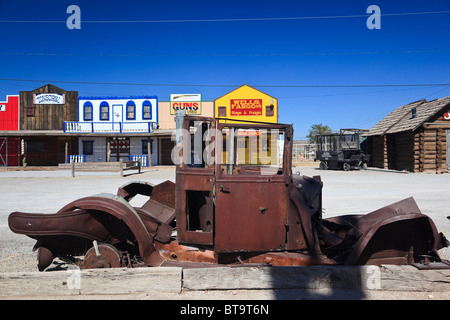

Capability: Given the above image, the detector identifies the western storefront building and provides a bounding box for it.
[157,94,214,165]
[214,85,280,166]
[214,84,278,124]
[0,84,79,166]
[64,96,159,166]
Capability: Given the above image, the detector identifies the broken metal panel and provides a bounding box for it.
[214,120,293,253]
[175,169,215,246]
[285,174,323,251]
[214,176,288,253]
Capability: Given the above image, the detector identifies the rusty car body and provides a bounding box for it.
[8,116,449,271]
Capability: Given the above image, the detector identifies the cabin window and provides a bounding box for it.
[26,106,36,117]
[83,102,93,121]
[266,104,274,116]
[217,106,226,117]
[126,101,136,120]
[100,101,109,121]
[82,141,94,155]
[142,100,152,119]
[221,126,285,175]
[142,139,153,154]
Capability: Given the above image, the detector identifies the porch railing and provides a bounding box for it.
[130,155,149,167]
[63,121,158,133]
[67,154,149,167]
[67,155,86,163]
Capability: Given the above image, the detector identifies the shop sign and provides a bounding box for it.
[170,94,202,115]
[33,93,65,105]
[0,104,5,111]
[230,99,262,116]
[443,112,450,120]
[237,130,263,136]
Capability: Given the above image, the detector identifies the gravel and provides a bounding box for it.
[1,165,449,273]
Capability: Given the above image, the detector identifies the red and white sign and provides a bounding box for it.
[0,95,19,131]
[170,94,202,115]
[443,112,450,120]
[237,130,263,136]
[230,99,262,116]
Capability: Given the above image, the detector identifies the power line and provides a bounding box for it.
[1,49,449,57]
[0,78,449,88]
[1,10,450,24]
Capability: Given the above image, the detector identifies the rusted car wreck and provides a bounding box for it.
[8,116,450,271]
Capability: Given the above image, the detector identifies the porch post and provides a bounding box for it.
[64,139,69,164]
[147,137,152,167]
[106,139,111,163]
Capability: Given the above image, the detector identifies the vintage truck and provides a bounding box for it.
[315,129,370,171]
[8,116,449,270]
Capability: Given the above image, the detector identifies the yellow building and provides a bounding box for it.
[214,84,278,124]
[215,85,280,166]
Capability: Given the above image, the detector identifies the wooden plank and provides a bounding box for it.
[182,266,367,291]
[380,265,450,292]
[182,265,450,292]
[0,267,182,297]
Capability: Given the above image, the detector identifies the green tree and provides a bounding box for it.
[307,123,332,144]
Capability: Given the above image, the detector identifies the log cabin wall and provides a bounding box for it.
[367,135,386,168]
[416,128,437,172]
[416,108,449,172]
[436,128,447,170]
[19,84,78,130]
[388,131,415,171]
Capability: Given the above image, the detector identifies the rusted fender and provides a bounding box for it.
[8,209,112,269]
[57,193,164,267]
[343,197,449,265]
[116,181,154,201]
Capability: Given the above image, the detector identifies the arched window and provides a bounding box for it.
[142,100,152,120]
[126,100,136,120]
[83,101,93,121]
[100,101,109,121]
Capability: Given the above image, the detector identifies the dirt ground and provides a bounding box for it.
[0,165,449,300]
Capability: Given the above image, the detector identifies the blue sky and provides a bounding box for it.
[0,0,449,139]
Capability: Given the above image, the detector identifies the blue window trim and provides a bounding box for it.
[141,139,153,154]
[142,100,152,120]
[82,141,94,155]
[142,140,148,154]
[126,100,136,120]
[99,101,110,121]
[83,101,93,121]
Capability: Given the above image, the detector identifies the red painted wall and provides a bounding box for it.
[0,95,19,130]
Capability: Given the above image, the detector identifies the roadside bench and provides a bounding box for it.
[120,160,141,177]
[64,159,142,177]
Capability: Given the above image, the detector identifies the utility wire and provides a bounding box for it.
[1,49,449,57]
[1,10,450,23]
[0,78,449,88]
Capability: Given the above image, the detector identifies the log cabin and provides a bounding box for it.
[365,96,450,172]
